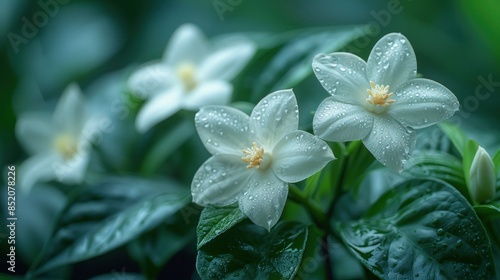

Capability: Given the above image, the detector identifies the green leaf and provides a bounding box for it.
[492,149,500,176]
[439,122,468,156]
[460,0,500,62]
[474,204,500,220]
[29,177,189,276]
[339,179,495,280]
[196,206,246,249]
[406,150,467,197]
[304,169,322,198]
[252,26,363,99]
[463,139,479,193]
[344,140,376,196]
[197,221,308,279]
[88,272,146,280]
[128,204,196,279]
[141,119,196,174]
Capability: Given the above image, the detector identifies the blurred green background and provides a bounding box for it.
[1,0,499,278]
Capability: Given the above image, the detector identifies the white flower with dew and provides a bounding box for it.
[191,89,335,230]
[469,146,496,203]
[128,23,256,133]
[16,84,91,192]
[312,33,459,171]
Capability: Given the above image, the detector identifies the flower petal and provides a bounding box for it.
[366,33,417,89]
[312,52,369,105]
[362,115,415,172]
[16,112,56,155]
[250,89,299,148]
[163,24,209,67]
[127,62,178,98]
[135,87,183,132]
[191,154,251,206]
[195,106,251,156]
[387,78,459,129]
[182,80,232,110]
[18,153,59,192]
[272,131,335,183]
[313,97,373,142]
[197,39,256,81]
[238,171,288,231]
[53,83,85,135]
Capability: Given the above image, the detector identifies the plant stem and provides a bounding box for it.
[322,235,334,280]
[288,184,334,236]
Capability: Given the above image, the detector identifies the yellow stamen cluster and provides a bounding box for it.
[242,142,264,169]
[54,134,78,160]
[366,81,395,106]
[176,62,197,91]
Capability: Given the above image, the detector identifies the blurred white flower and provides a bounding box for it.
[16,84,91,192]
[128,23,256,132]
[469,146,496,203]
[191,90,335,230]
[312,33,459,171]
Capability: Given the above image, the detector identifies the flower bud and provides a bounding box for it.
[469,146,496,203]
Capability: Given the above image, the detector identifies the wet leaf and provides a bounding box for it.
[197,221,308,279]
[339,179,495,280]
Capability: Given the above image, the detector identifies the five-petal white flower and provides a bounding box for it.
[312,33,459,171]
[16,84,91,192]
[191,90,335,230]
[128,23,256,132]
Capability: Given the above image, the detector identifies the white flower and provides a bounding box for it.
[312,33,459,171]
[191,90,335,230]
[128,23,256,132]
[469,146,496,203]
[16,84,91,192]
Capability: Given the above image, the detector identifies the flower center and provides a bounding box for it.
[365,81,395,114]
[242,142,271,170]
[54,134,78,160]
[176,62,197,91]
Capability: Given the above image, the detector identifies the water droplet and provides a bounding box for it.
[437,228,445,236]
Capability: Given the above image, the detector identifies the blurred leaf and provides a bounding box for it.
[492,149,500,176]
[29,177,189,276]
[253,26,363,99]
[88,272,145,280]
[141,119,195,174]
[128,204,196,279]
[13,3,124,93]
[406,150,467,198]
[439,122,467,156]
[0,184,66,265]
[339,179,495,280]
[460,0,500,62]
[197,206,246,249]
[197,221,308,279]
